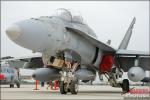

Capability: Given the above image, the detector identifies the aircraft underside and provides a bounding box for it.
[32,49,133,94]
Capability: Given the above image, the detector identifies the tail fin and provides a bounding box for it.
[118,17,136,49]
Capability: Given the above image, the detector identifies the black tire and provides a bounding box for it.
[12,84,14,88]
[10,84,12,88]
[70,80,78,94]
[122,79,129,92]
[10,76,15,88]
[16,82,20,88]
[10,84,14,88]
[60,81,67,94]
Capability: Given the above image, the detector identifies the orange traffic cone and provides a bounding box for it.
[54,80,57,90]
[34,80,39,90]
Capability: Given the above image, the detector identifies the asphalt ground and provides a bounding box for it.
[0,84,150,100]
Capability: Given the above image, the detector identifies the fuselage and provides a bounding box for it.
[6,11,102,67]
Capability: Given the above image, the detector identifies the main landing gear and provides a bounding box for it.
[102,67,130,94]
[121,79,130,93]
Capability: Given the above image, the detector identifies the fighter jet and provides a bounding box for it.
[6,8,150,94]
[0,64,20,88]
[1,55,43,83]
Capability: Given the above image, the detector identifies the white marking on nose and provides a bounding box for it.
[6,24,20,40]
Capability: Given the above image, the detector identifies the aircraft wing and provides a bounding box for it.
[116,49,150,56]
[65,23,150,72]
[65,24,116,52]
[116,50,150,71]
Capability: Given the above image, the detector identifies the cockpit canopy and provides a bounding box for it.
[54,8,85,24]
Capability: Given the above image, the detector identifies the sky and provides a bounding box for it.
[1,1,149,58]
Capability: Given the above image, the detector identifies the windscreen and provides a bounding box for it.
[54,8,85,24]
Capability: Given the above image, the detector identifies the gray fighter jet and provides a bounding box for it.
[0,64,20,88]
[6,8,150,94]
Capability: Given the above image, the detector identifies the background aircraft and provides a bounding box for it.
[0,55,43,83]
[0,55,43,69]
[6,8,150,94]
[0,64,20,88]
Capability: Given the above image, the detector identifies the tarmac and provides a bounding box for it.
[0,84,150,100]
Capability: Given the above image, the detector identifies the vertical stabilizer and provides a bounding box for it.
[118,17,136,49]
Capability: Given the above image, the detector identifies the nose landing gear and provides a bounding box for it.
[60,63,79,94]
[60,80,78,94]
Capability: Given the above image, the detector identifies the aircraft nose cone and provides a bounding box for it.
[6,24,21,40]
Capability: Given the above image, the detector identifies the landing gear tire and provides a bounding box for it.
[122,79,129,93]
[16,82,20,88]
[70,80,78,94]
[60,81,67,94]
[10,84,14,88]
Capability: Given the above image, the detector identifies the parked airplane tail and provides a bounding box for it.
[118,17,136,50]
